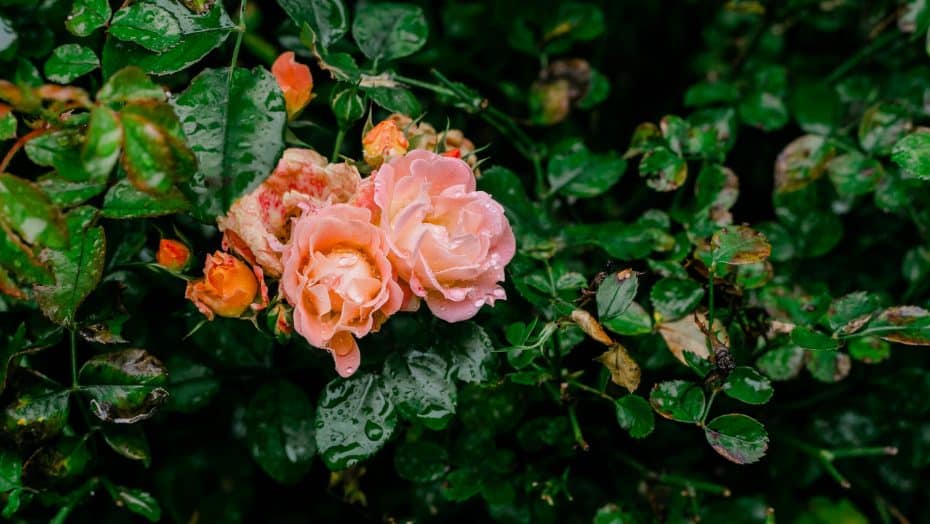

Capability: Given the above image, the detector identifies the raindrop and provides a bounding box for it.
[364,420,384,441]
[473,299,485,308]
[448,288,467,301]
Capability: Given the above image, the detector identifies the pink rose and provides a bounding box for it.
[218,148,360,277]
[280,204,403,377]
[364,150,515,322]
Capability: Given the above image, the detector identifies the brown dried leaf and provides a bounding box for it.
[596,343,640,393]
[657,311,729,365]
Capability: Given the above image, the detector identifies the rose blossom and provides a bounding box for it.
[362,119,409,168]
[271,51,313,118]
[280,204,403,377]
[156,238,190,272]
[186,251,268,320]
[218,148,360,278]
[360,149,515,322]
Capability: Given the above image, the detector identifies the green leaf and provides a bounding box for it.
[774,135,833,193]
[649,380,705,423]
[858,102,912,155]
[0,16,16,61]
[245,380,316,484]
[110,1,183,52]
[596,270,638,321]
[0,447,21,491]
[891,131,930,179]
[278,0,348,49]
[365,86,422,117]
[577,68,610,109]
[82,106,122,181]
[0,174,67,248]
[543,2,605,53]
[121,102,196,194]
[805,351,851,383]
[826,291,880,334]
[165,355,219,413]
[867,306,930,345]
[26,436,91,481]
[547,140,626,198]
[602,301,653,336]
[25,130,96,183]
[442,322,497,383]
[101,424,151,466]
[722,367,773,405]
[102,179,189,219]
[35,207,105,325]
[383,350,457,430]
[704,413,768,464]
[43,44,99,83]
[97,66,166,104]
[739,90,788,131]
[650,277,704,322]
[441,468,482,502]
[0,112,15,140]
[756,345,805,381]
[66,0,112,37]
[102,0,235,76]
[794,497,868,524]
[614,394,655,438]
[639,146,686,192]
[684,81,739,107]
[2,388,70,445]
[330,83,366,126]
[711,225,771,266]
[847,336,890,364]
[827,153,882,197]
[791,83,841,135]
[78,348,169,423]
[790,326,839,351]
[173,67,286,222]
[352,2,428,62]
[315,373,396,470]
[103,481,162,522]
[393,441,449,482]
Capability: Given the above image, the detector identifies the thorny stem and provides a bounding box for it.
[568,405,589,451]
[780,435,898,489]
[616,453,731,497]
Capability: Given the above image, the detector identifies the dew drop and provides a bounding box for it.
[448,288,467,301]
[364,420,384,440]
[473,299,485,308]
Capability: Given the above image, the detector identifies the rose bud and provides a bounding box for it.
[362,119,409,168]
[272,51,313,119]
[156,239,191,272]
[266,302,293,343]
[185,251,268,320]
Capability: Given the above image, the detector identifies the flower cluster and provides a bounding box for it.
[185,126,514,377]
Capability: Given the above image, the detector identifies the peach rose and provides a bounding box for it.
[271,51,313,118]
[218,148,360,277]
[362,119,409,168]
[156,239,190,272]
[280,204,403,377]
[364,150,515,322]
[186,251,268,320]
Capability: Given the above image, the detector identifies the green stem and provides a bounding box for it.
[825,31,900,84]
[568,405,589,451]
[391,74,459,98]
[227,0,247,88]
[779,436,895,488]
[566,378,614,402]
[701,389,719,426]
[830,446,898,459]
[707,261,716,353]
[615,453,731,496]
[69,329,78,387]
[331,127,346,162]
[242,33,278,66]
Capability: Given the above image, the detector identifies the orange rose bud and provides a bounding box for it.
[185,251,260,320]
[272,51,313,119]
[156,239,190,272]
[362,120,409,168]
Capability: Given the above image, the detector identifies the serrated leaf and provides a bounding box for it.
[711,225,771,266]
[602,301,653,336]
[172,67,286,222]
[596,269,637,320]
[383,350,457,430]
[66,0,112,37]
[548,141,627,198]
[101,424,151,466]
[110,1,183,52]
[614,394,654,438]
[365,86,421,117]
[649,380,705,423]
[442,322,497,383]
[0,174,67,249]
[97,66,165,103]
[650,277,704,322]
[278,0,348,49]
[352,3,428,62]
[102,179,189,219]
[867,306,930,345]
[722,367,773,405]
[82,106,122,181]
[756,345,805,380]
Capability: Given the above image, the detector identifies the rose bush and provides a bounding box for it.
[2,1,930,523]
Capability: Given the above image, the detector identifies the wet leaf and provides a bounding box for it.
[34,207,105,325]
[102,179,189,219]
[164,355,218,413]
[639,146,687,191]
[81,106,122,181]
[101,424,151,466]
[352,3,428,62]
[848,336,890,364]
[110,1,182,53]
[314,373,396,471]
[383,350,457,430]
[614,394,654,438]
[365,86,421,117]
[602,301,653,336]
[597,344,640,393]
[704,414,768,464]
[442,322,497,383]
[827,153,882,197]
[711,225,771,266]
[806,351,851,383]
[867,306,930,345]
[0,174,67,249]
[722,367,773,405]
[649,380,705,423]
[244,380,316,484]
[393,441,449,482]
[78,348,169,424]
[891,131,930,179]
[66,0,112,37]
[858,102,912,155]
[103,481,161,522]
[278,0,348,49]
[43,44,99,84]
[172,67,286,222]
[0,447,21,491]
[826,291,881,334]
[548,140,626,198]
[774,135,834,193]
[102,0,235,76]
[650,277,704,322]
[96,66,165,103]
[25,436,91,481]
[790,326,839,351]
[596,269,638,321]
